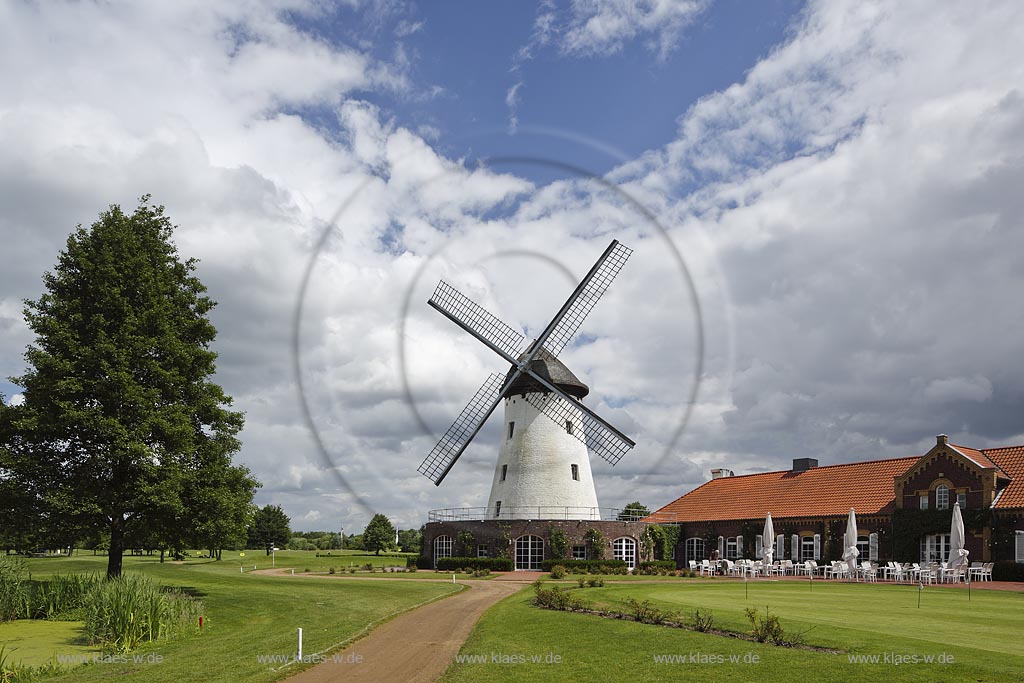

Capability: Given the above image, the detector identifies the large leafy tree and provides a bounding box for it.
[363,514,396,556]
[248,504,291,555]
[617,501,650,521]
[11,197,256,578]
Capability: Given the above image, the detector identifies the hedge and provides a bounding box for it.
[434,557,513,571]
[539,559,628,573]
[637,560,677,574]
[992,561,1024,582]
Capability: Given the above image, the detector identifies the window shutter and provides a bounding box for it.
[718,536,724,556]
[869,533,879,562]
[1015,532,1024,564]
[776,534,784,559]
[791,534,799,561]
[755,534,763,558]
[736,535,743,558]
[813,534,821,560]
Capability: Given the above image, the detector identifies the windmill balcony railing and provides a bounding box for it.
[427,506,685,523]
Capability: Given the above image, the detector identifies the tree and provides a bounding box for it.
[618,501,650,521]
[363,514,395,556]
[397,527,422,554]
[248,505,291,555]
[10,197,255,578]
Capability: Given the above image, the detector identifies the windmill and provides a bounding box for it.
[418,240,635,519]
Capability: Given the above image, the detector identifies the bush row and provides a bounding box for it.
[636,561,677,574]
[432,557,513,572]
[539,559,628,573]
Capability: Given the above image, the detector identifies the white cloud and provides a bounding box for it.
[2,0,1022,532]
[561,0,708,60]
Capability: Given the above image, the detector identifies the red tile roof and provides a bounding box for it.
[984,445,1024,509]
[950,444,1001,471]
[648,456,920,523]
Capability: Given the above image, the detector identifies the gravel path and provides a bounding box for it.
[268,571,523,683]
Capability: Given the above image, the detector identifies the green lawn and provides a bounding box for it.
[6,552,460,682]
[440,581,1024,683]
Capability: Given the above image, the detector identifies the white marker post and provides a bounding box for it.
[297,627,303,662]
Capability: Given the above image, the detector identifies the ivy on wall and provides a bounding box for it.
[890,508,991,561]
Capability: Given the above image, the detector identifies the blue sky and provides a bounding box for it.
[2,1,1023,533]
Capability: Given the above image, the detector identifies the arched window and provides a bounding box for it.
[936,484,949,510]
[433,535,453,567]
[685,537,705,562]
[613,537,637,570]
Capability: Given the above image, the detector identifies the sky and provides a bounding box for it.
[2,0,1023,534]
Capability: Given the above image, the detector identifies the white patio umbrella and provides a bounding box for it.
[949,502,969,569]
[761,512,775,567]
[841,507,859,578]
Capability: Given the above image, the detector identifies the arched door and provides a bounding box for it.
[613,536,636,570]
[515,535,544,570]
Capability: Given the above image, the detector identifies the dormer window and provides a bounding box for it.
[936,484,949,510]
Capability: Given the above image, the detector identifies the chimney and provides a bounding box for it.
[792,458,818,472]
[936,434,949,446]
[710,468,734,479]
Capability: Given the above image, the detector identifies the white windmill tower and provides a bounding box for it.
[418,240,635,520]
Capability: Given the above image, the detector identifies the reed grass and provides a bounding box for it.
[82,574,203,653]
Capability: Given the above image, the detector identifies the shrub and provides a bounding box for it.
[549,528,570,560]
[587,576,604,588]
[577,577,587,588]
[434,557,513,572]
[624,597,674,625]
[531,582,590,612]
[472,568,490,577]
[328,567,336,575]
[584,528,607,559]
[347,567,357,574]
[691,608,715,632]
[745,606,786,644]
[362,563,374,572]
[550,565,567,579]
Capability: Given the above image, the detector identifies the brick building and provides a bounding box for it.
[648,435,1024,566]
[421,515,647,570]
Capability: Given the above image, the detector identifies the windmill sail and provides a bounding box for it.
[417,373,506,485]
[429,281,525,361]
[523,392,634,466]
[538,240,632,357]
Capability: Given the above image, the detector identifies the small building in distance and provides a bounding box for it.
[648,435,1024,567]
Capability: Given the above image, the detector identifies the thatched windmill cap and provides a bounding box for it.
[505,346,589,399]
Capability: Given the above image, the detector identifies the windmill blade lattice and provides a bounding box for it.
[541,241,633,357]
[429,281,525,360]
[418,373,506,484]
[523,392,633,466]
